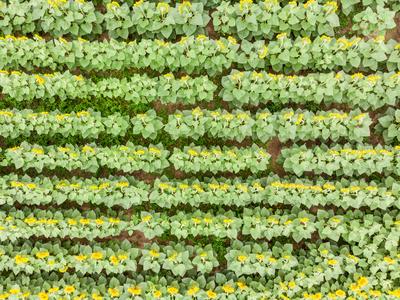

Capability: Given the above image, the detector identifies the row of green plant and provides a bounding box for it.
[3,271,399,300]
[3,70,400,110]
[0,240,218,277]
[169,145,271,174]
[152,176,400,210]
[0,107,372,143]
[226,240,398,281]
[1,35,398,74]
[212,0,340,39]
[164,108,371,142]
[1,207,398,248]
[0,142,170,173]
[2,174,398,210]
[221,70,400,109]
[0,70,216,104]
[0,239,398,284]
[0,109,130,139]
[1,142,270,174]
[1,0,397,40]
[0,0,209,39]
[281,144,400,177]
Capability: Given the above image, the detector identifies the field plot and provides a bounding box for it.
[0,0,400,298]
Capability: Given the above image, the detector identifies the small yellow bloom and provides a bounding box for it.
[91,252,103,260]
[108,288,119,298]
[64,286,75,294]
[222,284,235,294]
[15,254,29,265]
[36,251,50,259]
[167,286,179,295]
[127,286,141,295]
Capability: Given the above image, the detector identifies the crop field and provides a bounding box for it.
[0,0,400,298]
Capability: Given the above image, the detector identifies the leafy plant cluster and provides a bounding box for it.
[377,109,400,143]
[151,175,400,210]
[221,70,400,109]
[164,108,371,143]
[212,0,340,39]
[0,109,129,138]
[0,240,219,277]
[281,144,400,176]
[1,35,399,74]
[0,207,127,242]
[132,208,400,250]
[0,0,209,39]
[0,142,170,173]
[169,145,271,174]
[0,70,216,104]
[226,240,399,283]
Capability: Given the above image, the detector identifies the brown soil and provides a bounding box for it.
[386,14,400,42]
[267,137,286,177]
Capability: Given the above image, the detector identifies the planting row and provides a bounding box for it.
[0,70,216,105]
[2,0,393,39]
[222,70,400,109]
[0,142,270,174]
[0,0,209,39]
[0,108,373,142]
[5,143,400,176]
[2,174,399,210]
[0,239,398,282]
[1,272,399,300]
[1,35,399,74]
[0,207,398,249]
[2,70,400,110]
[281,144,400,177]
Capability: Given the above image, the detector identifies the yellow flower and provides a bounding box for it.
[108,288,119,298]
[335,289,346,297]
[167,287,178,295]
[237,255,247,263]
[32,148,44,155]
[36,251,50,259]
[222,284,235,294]
[91,293,103,300]
[178,1,191,14]
[157,2,169,14]
[187,286,199,296]
[34,75,45,85]
[384,256,395,264]
[68,219,77,225]
[9,289,20,295]
[10,181,24,188]
[48,288,59,294]
[153,290,162,298]
[276,32,287,40]
[327,259,337,266]
[15,254,29,265]
[79,218,90,225]
[300,217,309,224]
[91,252,103,260]
[142,215,152,222]
[206,290,217,299]
[82,145,95,153]
[58,266,68,272]
[228,36,237,45]
[75,254,87,261]
[128,286,141,295]
[64,286,75,294]
[38,292,49,300]
[149,249,160,258]
[357,276,368,287]
[237,281,247,290]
